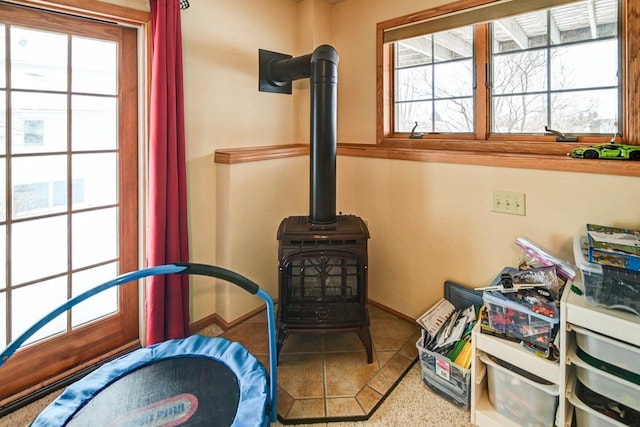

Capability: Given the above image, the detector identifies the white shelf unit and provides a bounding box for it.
[471,283,640,427]
[562,284,640,427]
[562,285,640,347]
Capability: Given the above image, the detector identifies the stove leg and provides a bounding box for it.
[276,326,288,365]
[357,325,373,364]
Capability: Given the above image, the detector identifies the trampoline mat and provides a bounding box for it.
[70,357,240,426]
[32,335,269,427]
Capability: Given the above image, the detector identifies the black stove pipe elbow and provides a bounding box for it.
[266,54,312,86]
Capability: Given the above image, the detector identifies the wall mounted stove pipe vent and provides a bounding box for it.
[259,45,339,225]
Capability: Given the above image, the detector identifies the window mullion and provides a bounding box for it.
[66,33,73,333]
[545,10,552,129]
[4,22,12,346]
[475,24,489,140]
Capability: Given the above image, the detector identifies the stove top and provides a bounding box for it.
[277,215,369,241]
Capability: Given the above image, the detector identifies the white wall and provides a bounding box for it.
[216,158,308,320]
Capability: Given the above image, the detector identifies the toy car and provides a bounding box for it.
[569,143,640,160]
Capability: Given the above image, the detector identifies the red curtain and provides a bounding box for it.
[146,0,190,345]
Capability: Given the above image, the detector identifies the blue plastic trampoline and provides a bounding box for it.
[0,263,278,427]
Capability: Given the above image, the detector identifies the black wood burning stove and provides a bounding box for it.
[260,45,372,363]
[277,215,372,363]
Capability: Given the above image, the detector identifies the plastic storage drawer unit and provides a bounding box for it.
[479,353,558,427]
[416,337,470,409]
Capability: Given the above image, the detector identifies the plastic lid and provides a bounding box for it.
[573,234,603,275]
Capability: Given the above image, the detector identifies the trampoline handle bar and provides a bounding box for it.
[0,263,279,423]
[0,264,187,366]
[174,262,260,294]
[0,263,269,365]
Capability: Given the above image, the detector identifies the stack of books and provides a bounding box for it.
[586,224,640,272]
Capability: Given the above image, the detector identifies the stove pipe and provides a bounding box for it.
[263,45,339,224]
[308,46,338,224]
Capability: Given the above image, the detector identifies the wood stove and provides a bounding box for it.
[277,215,372,363]
[260,45,373,363]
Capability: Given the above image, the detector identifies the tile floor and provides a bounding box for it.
[218,305,421,424]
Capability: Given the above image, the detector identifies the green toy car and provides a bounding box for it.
[569,143,640,160]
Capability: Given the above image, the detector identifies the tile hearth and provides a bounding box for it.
[221,304,420,424]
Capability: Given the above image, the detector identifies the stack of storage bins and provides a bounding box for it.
[568,325,640,426]
[479,267,562,426]
[571,233,640,425]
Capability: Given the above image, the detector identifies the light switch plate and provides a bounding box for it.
[491,191,526,216]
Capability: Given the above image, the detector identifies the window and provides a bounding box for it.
[395,27,475,133]
[378,0,638,156]
[490,3,619,135]
[0,3,143,408]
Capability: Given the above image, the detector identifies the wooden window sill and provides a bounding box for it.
[214,143,640,177]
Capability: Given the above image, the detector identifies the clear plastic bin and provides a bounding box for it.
[479,353,558,426]
[570,343,640,412]
[568,374,639,427]
[482,290,559,348]
[416,336,470,409]
[568,382,628,427]
[572,324,640,377]
[573,234,640,316]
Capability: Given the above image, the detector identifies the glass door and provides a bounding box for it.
[0,4,140,406]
